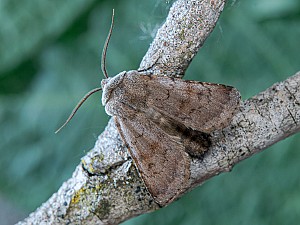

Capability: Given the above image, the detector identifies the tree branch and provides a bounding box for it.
[139,0,225,77]
[17,0,300,224]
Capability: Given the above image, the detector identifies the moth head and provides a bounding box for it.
[101,71,126,107]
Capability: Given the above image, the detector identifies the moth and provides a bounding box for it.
[56,10,241,206]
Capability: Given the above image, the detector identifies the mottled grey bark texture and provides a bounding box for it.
[139,0,225,77]
[17,0,300,224]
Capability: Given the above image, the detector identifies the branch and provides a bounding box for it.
[139,0,225,77]
[17,0,300,224]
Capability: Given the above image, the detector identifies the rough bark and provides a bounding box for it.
[17,0,300,224]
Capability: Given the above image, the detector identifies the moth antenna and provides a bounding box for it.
[101,9,115,79]
[55,87,102,133]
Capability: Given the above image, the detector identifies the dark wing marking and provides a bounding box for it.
[143,75,240,133]
[114,113,190,206]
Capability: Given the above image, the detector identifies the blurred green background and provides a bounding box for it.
[1,0,300,224]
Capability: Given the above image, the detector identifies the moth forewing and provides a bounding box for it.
[101,70,241,206]
[143,75,241,133]
[115,115,190,206]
